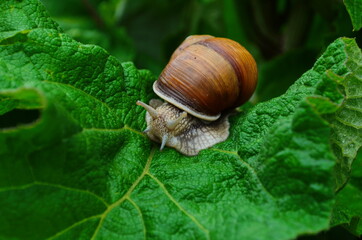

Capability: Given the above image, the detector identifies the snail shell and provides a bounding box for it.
[153,35,258,121]
[137,35,257,156]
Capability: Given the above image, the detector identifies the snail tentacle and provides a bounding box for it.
[143,128,151,133]
[160,135,168,151]
[136,100,158,119]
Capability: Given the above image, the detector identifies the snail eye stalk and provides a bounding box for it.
[136,100,158,119]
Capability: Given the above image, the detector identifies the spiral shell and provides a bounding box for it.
[153,35,258,121]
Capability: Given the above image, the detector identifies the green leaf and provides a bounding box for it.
[0,1,361,240]
[39,0,136,62]
[331,151,362,236]
[343,0,362,31]
[324,40,362,189]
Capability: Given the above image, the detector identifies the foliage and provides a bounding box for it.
[344,0,362,31]
[0,0,361,240]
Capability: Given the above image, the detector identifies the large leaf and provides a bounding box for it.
[0,1,361,240]
[325,40,362,190]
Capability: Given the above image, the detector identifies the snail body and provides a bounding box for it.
[137,35,257,156]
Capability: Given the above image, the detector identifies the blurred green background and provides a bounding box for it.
[39,0,361,104]
[37,0,361,239]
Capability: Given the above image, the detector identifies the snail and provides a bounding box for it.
[137,35,257,156]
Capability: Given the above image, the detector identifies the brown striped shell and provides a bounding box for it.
[153,35,258,121]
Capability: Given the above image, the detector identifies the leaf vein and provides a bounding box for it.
[335,115,361,129]
[147,172,210,240]
[46,214,102,240]
[127,197,147,240]
[0,181,110,207]
[343,104,362,113]
[81,125,146,137]
[43,80,113,112]
[90,147,155,240]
